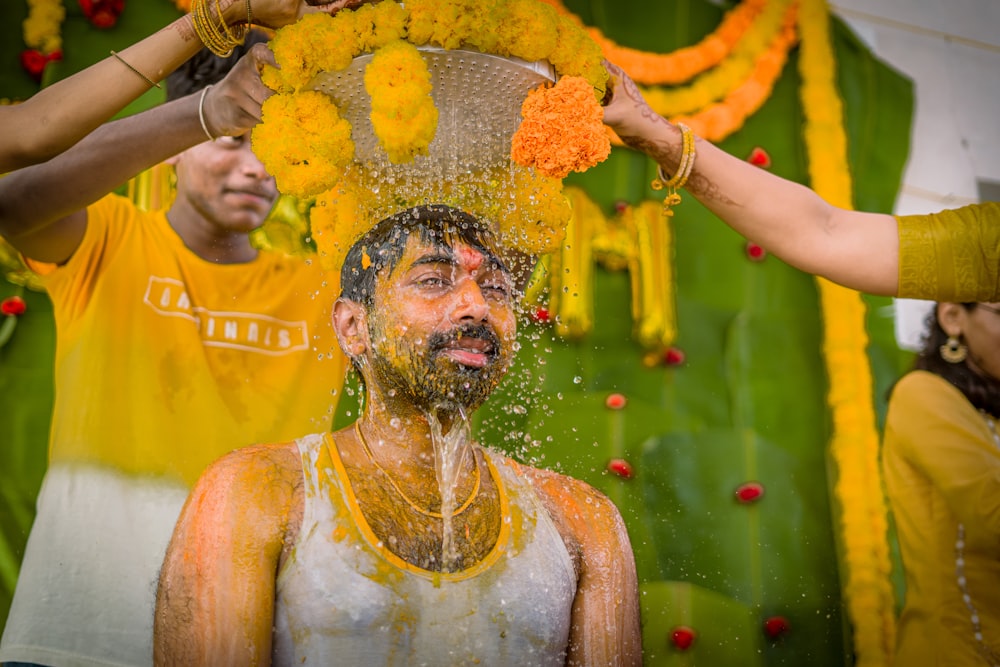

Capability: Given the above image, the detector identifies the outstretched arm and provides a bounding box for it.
[0,0,366,173]
[154,443,301,666]
[530,469,642,666]
[0,41,277,264]
[602,61,900,296]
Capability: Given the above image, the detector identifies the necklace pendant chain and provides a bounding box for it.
[354,422,481,519]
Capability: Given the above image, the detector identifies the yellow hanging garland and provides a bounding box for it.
[797,0,896,665]
[594,0,798,145]
[639,0,793,115]
[540,0,769,86]
[673,2,797,142]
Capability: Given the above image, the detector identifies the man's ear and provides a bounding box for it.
[937,302,968,338]
[333,298,369,358]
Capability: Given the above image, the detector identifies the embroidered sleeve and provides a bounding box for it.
[897,202,1000,301]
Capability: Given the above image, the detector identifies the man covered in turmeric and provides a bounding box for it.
[153,205,642,666]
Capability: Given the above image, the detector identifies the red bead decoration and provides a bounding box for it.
[670,626,697,650]
[1,296,27,317]
[531,307,550,323]
[20,50,48,79]
[763,615,790,639]
[605,393,627,410]
[663,346,685,366]
[614,200,630,215]
[745,242,767,262]
[607,458,634,479]
[78,0,126,29]
[735,481,765,504]
[747,146,772,169]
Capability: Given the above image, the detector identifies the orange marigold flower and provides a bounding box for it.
[511,76,610,179]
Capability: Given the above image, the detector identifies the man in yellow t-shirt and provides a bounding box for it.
[0,34,343,667]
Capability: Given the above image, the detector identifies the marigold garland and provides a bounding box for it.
[364,39,438,164]
[639,0,793,115]
[672,2,797,142]
[797,0,896,664]
[251,90,354,199]
[540,0,768,86]
[592,0,799,145]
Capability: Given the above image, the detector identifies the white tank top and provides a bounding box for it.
[273,433,578,666]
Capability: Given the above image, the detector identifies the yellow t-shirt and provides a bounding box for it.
[0,193,344,667]
[40,193,344,484]
[897,201,1000,302]
[882,371,1000,665]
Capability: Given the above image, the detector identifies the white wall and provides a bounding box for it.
[831,1,1000,348]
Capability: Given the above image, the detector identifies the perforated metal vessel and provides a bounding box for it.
[309,47,555,180]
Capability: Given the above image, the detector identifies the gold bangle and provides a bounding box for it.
[109,50,161,89]
[650,123,696,217]
[191,0,243,57]
[198,85,216,141]
[216,0,248,46]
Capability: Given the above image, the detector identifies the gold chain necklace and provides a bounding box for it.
[954,411,1000,666]
[354,421,481,519]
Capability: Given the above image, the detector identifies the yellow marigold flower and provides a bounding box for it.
[268,12,360,92]
[252,91,354,199]
[511,76,610,179]
[495,0,558,63]
[370,104,439,164]
[460,0,504,54]
[310,178,368,271]
[497,168,569,255]
[402,0,437,46]
[23,0,65,53]
[547,15,608,98]
[353,1,408,52]
[365,40,438,163]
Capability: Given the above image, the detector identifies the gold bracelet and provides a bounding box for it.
[191,0,244,57]
[110,50,161,89]
[650,123,696,217]
[215,0,248,46]
[198,85,216,141]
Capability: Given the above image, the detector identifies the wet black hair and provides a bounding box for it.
[165,29,270,102]
[910,303,1000,416]
[339,204,507,310]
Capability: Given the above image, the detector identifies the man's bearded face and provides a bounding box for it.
[365,237,517,412]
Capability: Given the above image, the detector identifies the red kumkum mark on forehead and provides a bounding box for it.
[455,244,485,272]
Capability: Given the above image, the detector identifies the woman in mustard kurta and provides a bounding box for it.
[883,302,1000,664]
[601,61,999,301]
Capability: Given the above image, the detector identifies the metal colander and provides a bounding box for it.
[309,47,555,181]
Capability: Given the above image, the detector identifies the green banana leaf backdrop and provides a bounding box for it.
[0,0,913,664]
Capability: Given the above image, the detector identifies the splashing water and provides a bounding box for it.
[427,405,474,572]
